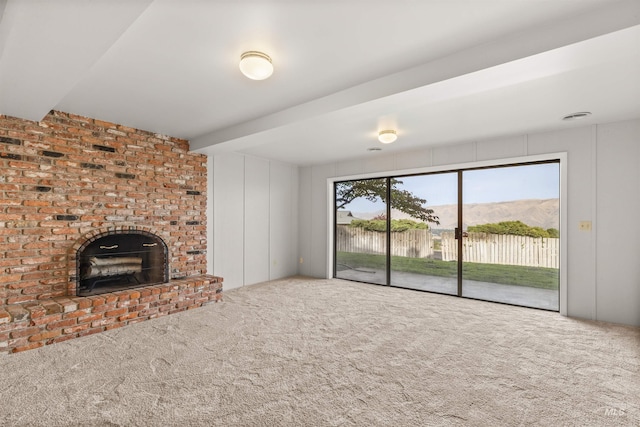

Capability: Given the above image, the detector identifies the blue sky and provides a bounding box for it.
[343,163,559,212]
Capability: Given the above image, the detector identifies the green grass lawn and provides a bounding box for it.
[336,251,559,290]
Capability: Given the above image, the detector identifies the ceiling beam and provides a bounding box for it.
[191,0,640,153]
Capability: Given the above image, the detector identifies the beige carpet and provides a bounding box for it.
[1,277,638,426]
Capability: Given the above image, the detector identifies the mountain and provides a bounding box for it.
[351,198,559,230]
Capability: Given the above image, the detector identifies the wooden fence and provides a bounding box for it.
[336,226,559,268]
[336,225,434,258]
[441,232,559,268]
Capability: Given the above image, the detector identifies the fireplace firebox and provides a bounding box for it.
[76,230,169,296]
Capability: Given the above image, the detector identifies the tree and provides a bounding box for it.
[468,221,559,238]
[351,218,429,232]
[546,228,560,238]
[336,178,440,225]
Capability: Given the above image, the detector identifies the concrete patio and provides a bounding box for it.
[336,268,559,311]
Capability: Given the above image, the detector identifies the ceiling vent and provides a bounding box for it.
[562,112,592,121]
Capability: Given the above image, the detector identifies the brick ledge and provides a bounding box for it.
[0,275,222,354]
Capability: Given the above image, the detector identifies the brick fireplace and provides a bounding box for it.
[73,227,170,296]
[0,111,222,353]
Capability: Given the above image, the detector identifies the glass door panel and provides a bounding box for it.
[335,178,388,285]
[461,163,560,310]
[389,173,458,295]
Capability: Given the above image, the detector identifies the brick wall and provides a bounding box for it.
[0,110,221,353]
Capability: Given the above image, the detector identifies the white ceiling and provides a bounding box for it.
[0,0,639,166]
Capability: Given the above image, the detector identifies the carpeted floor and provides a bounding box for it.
[1,277,638,426]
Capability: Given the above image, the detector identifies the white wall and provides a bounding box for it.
[595,120,640,325]
[210,152,298,290]
[298,118,640,326]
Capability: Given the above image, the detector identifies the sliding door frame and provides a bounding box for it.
[327,152,568,316]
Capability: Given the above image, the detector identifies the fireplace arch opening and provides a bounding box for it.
[75,230,169,296]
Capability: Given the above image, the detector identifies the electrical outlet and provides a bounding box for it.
[299,257,304,264]
[579,221,592,231]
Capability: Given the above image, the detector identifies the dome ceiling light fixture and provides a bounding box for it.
[562,112,592,121]
[239,51,274,80]
[378,129,397,144]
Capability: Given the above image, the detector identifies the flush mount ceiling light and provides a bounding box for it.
[239,51,273,80]
[378,129,397,144]
[562,112,592,121]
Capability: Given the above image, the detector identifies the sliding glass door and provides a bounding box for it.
[334,160,560,311]
[334,178,388,285]
[461,163,560,310]
[389,173,458,295]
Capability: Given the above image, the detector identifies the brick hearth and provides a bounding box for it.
[0,111,222,353]
[0,276,221,353]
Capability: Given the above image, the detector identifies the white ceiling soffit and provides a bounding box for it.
[0,0,153,121]
[236,24,640,165]
[190,0,640,156]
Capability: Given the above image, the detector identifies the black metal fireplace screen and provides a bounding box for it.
[76,231,169,296]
